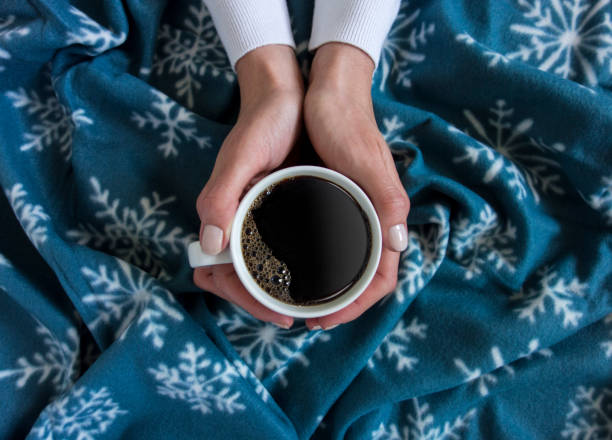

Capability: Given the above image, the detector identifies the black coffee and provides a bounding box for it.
[241,176,371,305]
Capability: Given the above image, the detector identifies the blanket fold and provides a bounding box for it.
[0,0,610,439]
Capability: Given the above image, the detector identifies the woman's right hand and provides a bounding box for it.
[193,45,303,328]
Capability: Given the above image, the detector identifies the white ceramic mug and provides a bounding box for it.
[188,165,382,318]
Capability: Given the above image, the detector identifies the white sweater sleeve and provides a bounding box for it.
[203,0,296,70]
[309,0,401,67]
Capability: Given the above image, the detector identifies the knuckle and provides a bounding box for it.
[196,190,227,220]
[379,186,410,216]
[386,276,398,293]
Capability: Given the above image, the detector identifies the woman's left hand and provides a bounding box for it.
[303,43,411,330]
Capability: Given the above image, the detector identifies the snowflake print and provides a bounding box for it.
[148,342,246,415]
[371,398,476,440]
[0,322,79,397]
[454,339,552,397]
[368,317,427,372]
[583,175,612,225]
[377,1,435,91]
[6,77,92,161]
[381,115,418,168]
[5,183,50,250]
[232,360,271,403]
[602,314,612,358]
[0,15,31,72]
[67,176,195,280]
[449,204,517,280]
[0,253,11,267]
[215,304,330,387]
[153,3,234,109]
[131,90,210,158]
[455,33,510,67]
[510,265,587,328]
[561,386,612,439]
[81,258,184,349]
[30,386,127,440]
[66,6,126,55]
[396,205,450,304]
[508,0,612,87]
[452,99,565,203]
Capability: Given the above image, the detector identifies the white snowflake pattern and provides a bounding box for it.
[561,385,612,439]
[507,0,612,87]
[5,183,50,250]
[454,339,552,397]
[6,77,92,161]
[381,115,418,168]
[153,3,234,109]
[449,204,517,280]
[0,15,31,72]
[583,175,612,225]
[66,6,126,55]
[67,176,195,280]
[371,398,476,440]
[455,33,510,67]
[0,253,11,267]
[30,386,127,440]
[232,359,270,403]
[452,99,565,203]
[81,258,183,349]
[392,205,450,304]
[377,1,435,91]
[602,314,612,358]
[0,322,79,397]
[148,342,246,415]
[215,304,331,387]
[368,317,427,372]
[509,266,587,328]
[131,90,210,158]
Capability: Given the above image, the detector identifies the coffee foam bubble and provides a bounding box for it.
[241,187,295,305]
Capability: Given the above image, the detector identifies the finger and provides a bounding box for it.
[211,266,294,328]
[306,249,400,329]
[351,142,410,253]
[196,137,266,255]
[193,267,229,299]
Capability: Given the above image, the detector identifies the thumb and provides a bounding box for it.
[196,156,262,255]
[353,162,411,253]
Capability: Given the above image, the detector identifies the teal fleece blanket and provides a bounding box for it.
[0,0,611,438]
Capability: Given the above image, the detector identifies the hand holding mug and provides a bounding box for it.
[303,43,410,329]
[193,45,303,328]
[193,43,410,330]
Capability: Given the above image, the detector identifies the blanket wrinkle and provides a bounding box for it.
[0,0,610,439]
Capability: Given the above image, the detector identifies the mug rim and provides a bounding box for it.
[229,165,382,318]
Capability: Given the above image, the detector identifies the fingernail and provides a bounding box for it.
[310,325,322,331]
[274,322,292,329]
[325,324,339,330]
[389,224,408,252]
[201,225,223,255]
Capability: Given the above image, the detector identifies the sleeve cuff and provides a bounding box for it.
[309,0,401,67]
[204,0,296,69]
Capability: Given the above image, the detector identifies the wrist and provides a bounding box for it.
[308,43,374,96]
[236,45,304,103]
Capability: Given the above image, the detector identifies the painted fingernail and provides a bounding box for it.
[389,224,408,252]
[201,225,223,255]
[325,324,339,330]
[310,325,322,331]
[274,322,292,329]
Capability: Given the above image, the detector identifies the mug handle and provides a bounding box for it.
[188,241,232,267]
